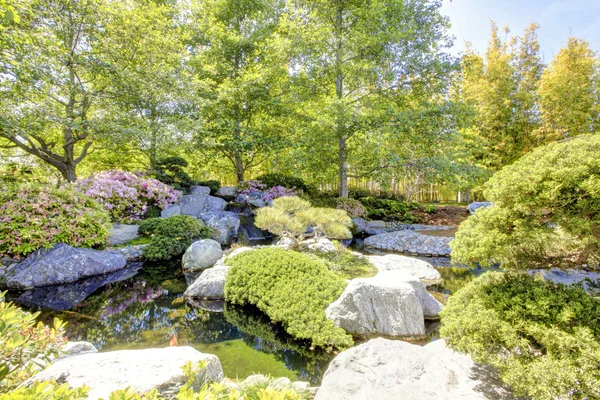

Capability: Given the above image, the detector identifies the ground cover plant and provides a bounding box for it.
[358,197,419,222]
[0,183,110,258]
[440,272,600,400]
[225,248,353,349]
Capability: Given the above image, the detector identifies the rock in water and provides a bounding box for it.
[108,224,140,245]
[368,254,442,284]
[25,347,224,400]
[325,270,443,338]
[199,211,241,245]
[467,201,493,215]
[5,244,127,290]
[315,338,515,400]
[182,240,223,272]
[184,265,230,299]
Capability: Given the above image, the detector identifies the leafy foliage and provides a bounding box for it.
[255,174,310,193]
[451,134,600,269]
[0,381,89,400]
[334,198,367,219]
[73,170,181,223]
[358,197,419,222]
[225,248,353,349]
[440,272,600,400]
[0,183,110,258]
[151,157,195,193]
[255,197,352,242]
[195,181,221,195]
[139,216,213,261]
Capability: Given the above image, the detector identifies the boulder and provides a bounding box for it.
[108,224,140,246]
[182,239,223,272]
[26,347,224,400]
[187,298,225,313]
[189,185,211,196]
[61,341,98,358]
[248,198,266,208]
[368,254,442,284]
[315,338,516,400]
[161,204,181,218]
[199,211,241,245]
[276,236,296,249]
[365,220,387,235]
[467,201,493,215]
[205,196,227,212]
[215,186,238,200]
[179,194,208,217]
[227,247,255,259]
[364,230,452,256]
[351,218,369,235]
[5,244,127,290]
[184,265,230,299]
[325,270,443,338]
[306,237,337,252]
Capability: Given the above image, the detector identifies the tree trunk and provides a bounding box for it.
[235,153,245,184]
[338,136,348,198]
[335,3,347,198]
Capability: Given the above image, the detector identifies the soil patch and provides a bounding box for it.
[413,206,469,226]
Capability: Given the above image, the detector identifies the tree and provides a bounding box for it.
[284,0,454,197]
[187,0,289,184]
[451,134,600,269]
[536,37,600,143]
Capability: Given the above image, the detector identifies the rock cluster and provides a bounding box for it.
[364,230,452,256]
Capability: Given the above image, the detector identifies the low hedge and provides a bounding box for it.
[358,197,419,222]
[225,248,353,349]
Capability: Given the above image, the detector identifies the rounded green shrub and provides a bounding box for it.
[452,134,600,269]
[440,272,600,400]
[225,248,353,349]
[255,173,309,192]
[151,156,195,192]
[358,197,418,222]
[139,215,213,261]
[0,183,110,258]
[195,180,221,194]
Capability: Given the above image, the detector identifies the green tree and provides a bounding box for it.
[451,134,600,269]
[284,0,454,197]
[187,0,288,184]
[536,37,600,143]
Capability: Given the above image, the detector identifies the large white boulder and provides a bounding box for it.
[315,338,515,400]
[182,239,223,272]
[184,265,230,299]
[25,347,224,400]
[326,270,443,338]
[368,254,442,284]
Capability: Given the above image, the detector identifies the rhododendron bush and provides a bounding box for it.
[74,170,181,222]
[0,183,110,258]
[238,180,298,203]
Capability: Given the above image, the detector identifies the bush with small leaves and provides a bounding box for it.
[151,156,195,193]
[225,248,353,349]
[358,197,418,222]
[255,173,309,193]
[255,196,352,243]
[423,204,436,214]
[139,216,213,261]
[195,180,221,195]
[334,198,367,219]
[440,272,600,400]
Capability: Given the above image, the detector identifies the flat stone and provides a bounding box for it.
[25,347,224,400]
[368,254,442,284]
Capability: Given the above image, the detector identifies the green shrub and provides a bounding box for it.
[451,134,600,269]
[151,156,195,192]
[195,180,221,194]
[423,204,436,214]
[225,248,353,349]
[255,173,309,192]
[358,197,418,222]
[440,272,600,400]
[0,183,110,258]
[1,381,89,399]
[307,246,377,280]
[334,198,367,219]
[255,197,352,243]
[139,216,213,261]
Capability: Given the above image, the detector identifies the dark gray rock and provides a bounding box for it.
[179,194,208,217]
[215,186,238,200]
[205,196,227,212]
[468,202,493,215]
[352,218,369,235]
[108,224,140,246]
[199,211,241,245]
[189,186,211,196]
[365,220,387,235]
[5,244,128,290]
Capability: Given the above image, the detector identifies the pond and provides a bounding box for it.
[7,258,479,385]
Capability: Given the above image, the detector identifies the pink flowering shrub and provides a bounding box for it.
[0,183,110,258]
[73,170,181,222]
[238,179,266,196]
[335,197,367,219]
[238,180,297,203]
[263,185,298,203]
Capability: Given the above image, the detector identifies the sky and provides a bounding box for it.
[440,0,600,62]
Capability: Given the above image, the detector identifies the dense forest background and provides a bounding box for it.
[1,0,599,200]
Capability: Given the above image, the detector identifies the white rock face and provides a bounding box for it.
[26,347,224,400]
[368,254,442,284]
[60,341,98,358]
[326,270,443,338]
[315,338,515,400]
[306,237,337,252]
[182,239,223,272]
[184,265,230,299]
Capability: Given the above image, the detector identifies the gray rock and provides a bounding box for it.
[351,218,369,235]
[187,298,225,312]
[468,201,493,215]
[61,341,98,358]
[184,265,230,299]
[182,240,223,272]
[227,247,256,259]
[216,186,238,199]
[26,347,223,400]
[5,244,127,290]
[179,194,208,217]
[315,338,516,400]
[248,198,266,208]
[161,204,181,218]
[325,270,443,338]
[189,185,211,196]
[532,268,600,290]
[205,196,227,212]
[368,254,442,284]
[364,230,452,256]
[108,224,140,246]
[366,220,388,235]
[306,237,337,252]
[199,211,241,245]
[276,236,296,249]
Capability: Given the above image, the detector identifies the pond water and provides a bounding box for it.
[8,258,479,384]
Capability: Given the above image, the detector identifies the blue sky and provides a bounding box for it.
[440,0,600,62]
